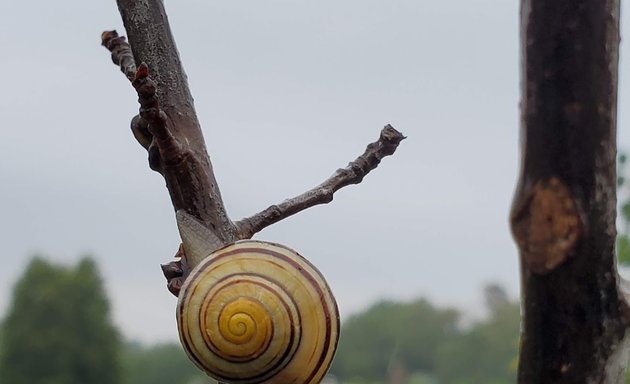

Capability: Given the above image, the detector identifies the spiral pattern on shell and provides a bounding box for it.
[177,240,340,384]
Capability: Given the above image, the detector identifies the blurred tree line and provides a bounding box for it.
[0,257,119,384]
[0,257,209,384]
[330,284,519,384]
[618,153,630,264]
[618,153,630,384]
[0,257,523,384]
[5,157,630,383]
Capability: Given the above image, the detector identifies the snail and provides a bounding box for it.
[173,211,340,384]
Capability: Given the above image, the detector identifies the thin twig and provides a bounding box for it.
[100,31,186,171]
[101,31,155,154]
[101,30,136,80]
[235,125,406,239]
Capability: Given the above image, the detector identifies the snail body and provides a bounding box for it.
[176,240,340,384]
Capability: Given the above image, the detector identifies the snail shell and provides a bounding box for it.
[176,240,340,384]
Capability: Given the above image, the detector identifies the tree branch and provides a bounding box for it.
[512,0,630,382]
[235,125,405,238]
[104,0,237,243]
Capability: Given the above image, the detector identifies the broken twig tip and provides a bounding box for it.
[101,29,125,51]
[101,30,119,47]
[382,124,406,140]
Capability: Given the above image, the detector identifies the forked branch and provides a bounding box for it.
[103,0,405,295]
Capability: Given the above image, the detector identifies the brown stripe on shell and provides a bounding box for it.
[183,270,302,382]
[191,271,302,382]
[211,280,301,383]
[216,245,338,383]
[177,241,339,384]
[199,276,299,380]
[205,296,275,363]
[177,276,208,371]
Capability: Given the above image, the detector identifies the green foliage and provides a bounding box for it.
[618,152,630,264]
[0,256,523,384]
[330,298,458,383]
[435,297,519,384]
[121,342,212,384]
[618,235,630,264]
[408,372,437,384]
[331,286,519,384]
[0,257,121,384]
[621,152,630,384]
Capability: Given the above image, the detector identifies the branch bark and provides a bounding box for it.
[511,0,630,382]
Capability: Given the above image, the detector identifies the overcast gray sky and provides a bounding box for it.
[2,1,630,343]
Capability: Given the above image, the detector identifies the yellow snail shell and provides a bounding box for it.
[176,240,340,384]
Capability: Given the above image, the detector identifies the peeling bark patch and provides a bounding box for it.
[511,177,582,274]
